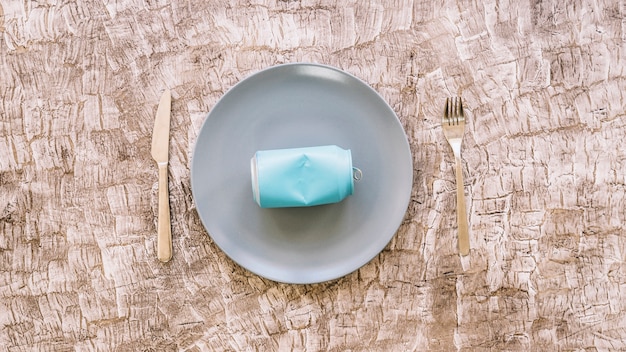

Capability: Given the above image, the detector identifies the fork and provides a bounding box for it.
[442,97,470,256]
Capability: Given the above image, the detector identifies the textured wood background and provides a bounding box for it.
[1,0,625,351]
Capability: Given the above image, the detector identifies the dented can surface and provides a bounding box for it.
[251,145,354,208]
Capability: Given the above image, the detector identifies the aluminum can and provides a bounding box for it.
[251,145,356,208]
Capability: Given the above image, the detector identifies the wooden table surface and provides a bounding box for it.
[1,0,625,351]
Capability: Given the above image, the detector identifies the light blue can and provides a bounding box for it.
[251,145,358,208]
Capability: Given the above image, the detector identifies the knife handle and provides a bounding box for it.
[157,162,172,262]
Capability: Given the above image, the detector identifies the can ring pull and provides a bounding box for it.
[352,167,362,181]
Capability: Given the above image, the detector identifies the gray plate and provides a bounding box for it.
[190,63,413,284]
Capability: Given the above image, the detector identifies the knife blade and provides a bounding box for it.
[151,89,172,262]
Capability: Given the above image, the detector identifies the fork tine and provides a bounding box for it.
[449,97,456,124]
[457,97,464,123]
[451,97,456,122]
[446,97,456,125]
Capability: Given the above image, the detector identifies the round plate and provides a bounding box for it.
[190,63,413,284]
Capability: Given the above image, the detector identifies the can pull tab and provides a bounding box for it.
[352,167,362,182]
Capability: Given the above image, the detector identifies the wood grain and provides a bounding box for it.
[1,0,625,350]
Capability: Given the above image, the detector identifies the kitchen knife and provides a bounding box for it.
[151,89,172,262]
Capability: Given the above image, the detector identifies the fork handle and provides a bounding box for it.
[454,156,470,256]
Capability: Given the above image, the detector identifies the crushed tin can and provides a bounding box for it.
[251,145,360,208]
